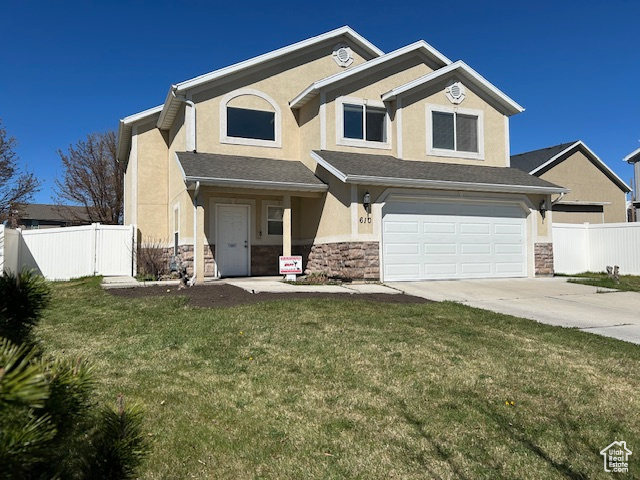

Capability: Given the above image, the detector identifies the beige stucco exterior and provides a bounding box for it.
[540,150,627,223]
[120,28,553,280]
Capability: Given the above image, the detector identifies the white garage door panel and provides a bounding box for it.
[383,200,527,281]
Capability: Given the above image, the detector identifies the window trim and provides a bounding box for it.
[336,96,391,150]
[262,201,284,240]
[220,88,282,148]
[426,104,484,160]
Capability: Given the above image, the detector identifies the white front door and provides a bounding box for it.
[216,204,250,277]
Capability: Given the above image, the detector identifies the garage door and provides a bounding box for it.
[382,199,527,281]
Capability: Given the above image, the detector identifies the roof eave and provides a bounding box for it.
[381,60,524,116]
[289,41,452,109]
[344,174,568,195]
[184,176,328,192]
[158,26,384,129]
[116,105,163,163]
[531,141,632,193]
[623,146,640,163]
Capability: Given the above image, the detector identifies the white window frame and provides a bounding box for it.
[336,96,391,150]
[262,201,284,240]
[173,204,180,255]
[426,104,484,160]
[220,88,282,148]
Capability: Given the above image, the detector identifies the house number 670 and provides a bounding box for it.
[359,217,372,224]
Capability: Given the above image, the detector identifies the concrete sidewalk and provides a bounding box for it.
[223,276,401,295]
[102,275,401,295]
[391,278,640,345]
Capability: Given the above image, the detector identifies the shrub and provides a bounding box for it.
[0,269,51,346]
[0,338,149,479]
[136,236,169,280]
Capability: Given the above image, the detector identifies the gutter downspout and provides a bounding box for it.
[551,192,565,205]
[172,91,197,152]
[189,181,200,286]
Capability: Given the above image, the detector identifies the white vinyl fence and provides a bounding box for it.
[1,223,136,281]
[553,222,640,275]
[0,225,20,274]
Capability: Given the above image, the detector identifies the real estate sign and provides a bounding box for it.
[279,256,303,274]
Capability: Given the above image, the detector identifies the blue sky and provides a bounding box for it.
[1,0,638,203]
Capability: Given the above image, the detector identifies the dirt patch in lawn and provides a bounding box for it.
[107,283,431,308]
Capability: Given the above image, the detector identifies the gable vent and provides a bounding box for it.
[445,81,466,104]
[333,44,354,67]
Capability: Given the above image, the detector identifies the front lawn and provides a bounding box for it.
[566,272,640,292]
[37,278,640,479]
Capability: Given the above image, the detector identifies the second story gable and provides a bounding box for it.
[118,26,525,174]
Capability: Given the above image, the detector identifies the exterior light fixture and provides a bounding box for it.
[539,199,548,219]
[363,191,371,215]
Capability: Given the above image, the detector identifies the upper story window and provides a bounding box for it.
[426,104,484,160]
[227,107,275,141]
[220,89,282,148]
[336,97,391,150]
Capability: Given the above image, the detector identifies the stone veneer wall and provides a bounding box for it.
[534,242,554,276]
[305,242,380,280]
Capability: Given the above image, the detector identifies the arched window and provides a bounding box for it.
[220,89,281,148]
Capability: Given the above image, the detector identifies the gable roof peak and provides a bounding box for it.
[511,140,631,193]
[381,60,524,116]
[289,40,452,109]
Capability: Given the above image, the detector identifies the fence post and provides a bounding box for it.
[583,222,590,272]
[91,223,99,276]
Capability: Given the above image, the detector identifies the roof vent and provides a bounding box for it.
[333,44,354,68]
[445,81,466,104]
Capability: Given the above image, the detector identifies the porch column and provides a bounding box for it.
[196,202,205,282]
[283,194,292,256]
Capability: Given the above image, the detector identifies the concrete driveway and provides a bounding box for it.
[389,278,640,345]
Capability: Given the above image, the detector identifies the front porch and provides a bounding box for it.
[175,151,328,281]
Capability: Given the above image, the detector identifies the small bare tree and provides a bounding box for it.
[54,130,123,224]
[137,236,169,280]
[0,119,40,225]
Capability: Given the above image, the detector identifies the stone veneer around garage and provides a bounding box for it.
[305,241,380,281]
[534,242,554,276]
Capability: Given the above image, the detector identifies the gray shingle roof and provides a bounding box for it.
[313,150,566,193]
[510,141,578,173]
[176,152,327,191]
[18,204,92,222]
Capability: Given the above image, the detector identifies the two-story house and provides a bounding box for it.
[117,26,566,282]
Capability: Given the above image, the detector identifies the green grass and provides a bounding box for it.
[37,278,640,479]
[566,272,640,292]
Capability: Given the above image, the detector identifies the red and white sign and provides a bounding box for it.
[279,256,303,274]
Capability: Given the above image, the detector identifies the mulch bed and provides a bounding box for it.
[107,283,431,308]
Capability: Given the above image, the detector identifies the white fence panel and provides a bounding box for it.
[1,225,21,275]
[551,224,589,274]
[95,224,135,276]
[18,223,135,280]
[587,223,640,275]
[553,223,640,275]
[21,225,96,280]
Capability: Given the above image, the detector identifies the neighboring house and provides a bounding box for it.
[624,146,640,221]
[117,26,567,282]
[12,204,92,229]
[511,141,631,224]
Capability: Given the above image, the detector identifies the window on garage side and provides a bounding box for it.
[432,111,478,153]
[428,105,484,160]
